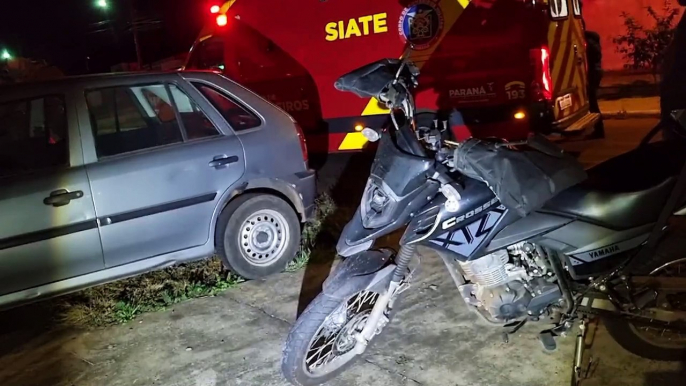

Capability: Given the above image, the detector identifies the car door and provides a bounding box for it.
[0,93,103,297]
[79,77,246,268]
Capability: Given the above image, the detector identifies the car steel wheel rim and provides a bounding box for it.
[303,290,381,377]
[238,209,289,266]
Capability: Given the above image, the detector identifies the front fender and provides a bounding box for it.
[323,249,395,299]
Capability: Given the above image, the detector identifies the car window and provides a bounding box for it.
[193,83,261,131]
[168,85,220,140]
[550,0,570,20]
[571,0,581,17]
[86,84,184,157]
[0,95,68,178]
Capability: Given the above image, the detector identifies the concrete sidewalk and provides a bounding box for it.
[0,252,681,386]
[599,97,660,119]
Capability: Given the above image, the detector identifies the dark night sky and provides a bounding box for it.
[0,0,210,74]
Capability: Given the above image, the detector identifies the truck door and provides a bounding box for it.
[548,0,589,125]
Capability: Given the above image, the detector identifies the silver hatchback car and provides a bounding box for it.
[0,71,316,309]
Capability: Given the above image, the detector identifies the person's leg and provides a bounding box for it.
[588,74,605,138]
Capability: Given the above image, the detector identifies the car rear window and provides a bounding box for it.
[0,95,68,178]
[193,83,261,131]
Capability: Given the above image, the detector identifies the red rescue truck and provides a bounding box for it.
[186,0,597,153]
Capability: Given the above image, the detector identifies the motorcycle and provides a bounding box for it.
[281,58,686,386]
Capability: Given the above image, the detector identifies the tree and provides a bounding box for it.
[613,0,680,83]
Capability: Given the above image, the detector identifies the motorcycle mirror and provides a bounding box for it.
[361,127,381,142]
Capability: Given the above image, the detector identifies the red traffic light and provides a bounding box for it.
[216,14,228,26]
[210,5,220,14]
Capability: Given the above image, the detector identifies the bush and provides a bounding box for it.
[613,0,680,82]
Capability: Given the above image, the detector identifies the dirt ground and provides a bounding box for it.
[1,118,685,386]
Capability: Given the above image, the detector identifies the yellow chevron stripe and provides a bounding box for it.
[362,98,390,116]
[220,0,238,13]
[551,21,570,86]
[338,132,369,151]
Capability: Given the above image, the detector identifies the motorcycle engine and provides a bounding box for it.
[457,243,563,323]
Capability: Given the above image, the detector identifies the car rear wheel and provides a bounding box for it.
[216,193,301,279]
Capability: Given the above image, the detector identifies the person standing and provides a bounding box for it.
[585,30,605,139]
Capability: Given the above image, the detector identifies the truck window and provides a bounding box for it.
[571,0,581,17]
[188,36,225,71]
[550,0,570,20]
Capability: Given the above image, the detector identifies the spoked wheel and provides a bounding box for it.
[282,289,397,386]
[605,260,686,361]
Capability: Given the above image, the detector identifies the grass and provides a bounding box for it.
[57,193,336,328]
[286,194,337,272]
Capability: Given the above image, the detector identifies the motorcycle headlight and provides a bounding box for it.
[360,179,399,229]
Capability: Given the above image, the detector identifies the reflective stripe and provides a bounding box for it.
[338,132,369,151]
[362,98,390,116]
[220,0,238,13]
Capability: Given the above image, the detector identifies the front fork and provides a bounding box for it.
[353,244,417,354]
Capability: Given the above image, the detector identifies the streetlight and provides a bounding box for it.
[1,49,11,60]
[96,0,108,9]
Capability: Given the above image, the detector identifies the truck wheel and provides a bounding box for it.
[216,194,301,279]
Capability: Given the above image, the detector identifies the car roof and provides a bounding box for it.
[0,71,222,103]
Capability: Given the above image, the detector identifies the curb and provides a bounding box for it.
[601,110,660,119]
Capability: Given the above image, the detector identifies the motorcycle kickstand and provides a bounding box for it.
[571,318,593,386]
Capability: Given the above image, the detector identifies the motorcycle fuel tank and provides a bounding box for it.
[402,177,514,260]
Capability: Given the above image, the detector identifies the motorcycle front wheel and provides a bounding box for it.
[282,288,397,386]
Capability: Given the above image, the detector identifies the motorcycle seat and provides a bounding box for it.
[542,141,685,230]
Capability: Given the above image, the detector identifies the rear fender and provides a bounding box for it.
[322,249,395,300]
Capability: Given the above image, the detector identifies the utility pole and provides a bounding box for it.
[95,0,144,70]
[130,3,143,69]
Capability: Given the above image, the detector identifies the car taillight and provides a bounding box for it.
[294,123,309,166]
[530,47,553,102]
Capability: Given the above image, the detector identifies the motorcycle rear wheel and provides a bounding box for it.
[604,316,686,361]
[605,232,686,361]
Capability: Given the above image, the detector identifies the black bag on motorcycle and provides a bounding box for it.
[453,135,587,217]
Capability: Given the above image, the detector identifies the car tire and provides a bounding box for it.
[216,193,301,279]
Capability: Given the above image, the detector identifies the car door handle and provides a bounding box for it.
[209,155,239,169]
[43,189,84,207]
